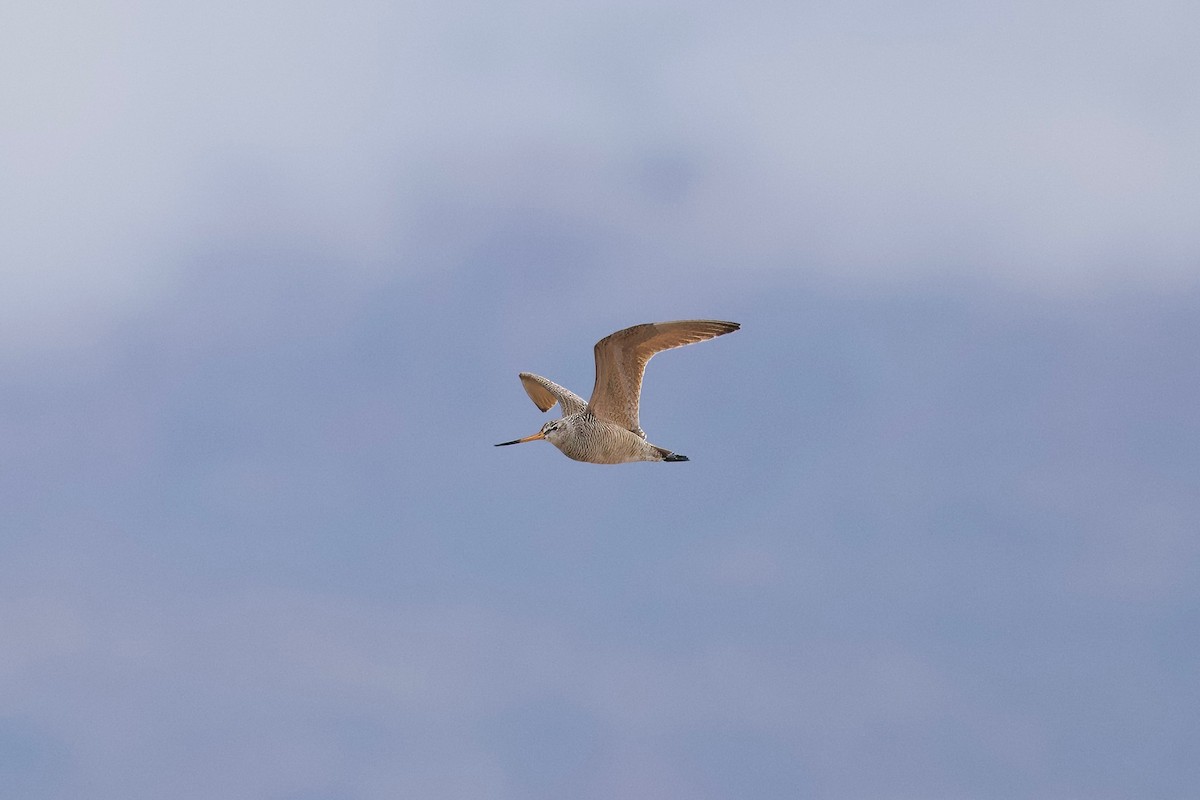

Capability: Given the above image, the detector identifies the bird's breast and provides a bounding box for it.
[553,418,658,464]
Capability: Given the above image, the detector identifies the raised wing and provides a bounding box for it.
[519,372,587,417]
[588,319,739,435]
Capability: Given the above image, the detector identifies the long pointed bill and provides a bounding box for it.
[494,431,545,447]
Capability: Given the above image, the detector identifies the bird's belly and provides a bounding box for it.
[555,424,656,464]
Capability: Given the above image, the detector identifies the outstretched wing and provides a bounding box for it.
[518,372,587,417]
[588,319,739,435]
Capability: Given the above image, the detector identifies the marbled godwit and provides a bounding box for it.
[496,320,740,463]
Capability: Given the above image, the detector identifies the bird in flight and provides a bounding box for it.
[496,319,740,463]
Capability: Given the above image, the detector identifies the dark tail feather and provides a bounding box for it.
[653,445,690,462]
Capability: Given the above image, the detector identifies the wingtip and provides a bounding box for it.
[698,319,740,335]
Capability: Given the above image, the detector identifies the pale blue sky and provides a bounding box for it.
[2,2,1198,798]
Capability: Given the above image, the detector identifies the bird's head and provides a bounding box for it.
[495,418,568,448]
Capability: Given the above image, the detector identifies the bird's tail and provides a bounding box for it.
[653,445,689,462]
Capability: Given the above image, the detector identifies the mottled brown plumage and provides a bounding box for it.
[496,319,740,463]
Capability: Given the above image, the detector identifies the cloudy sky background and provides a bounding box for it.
[2,1,1199,797]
